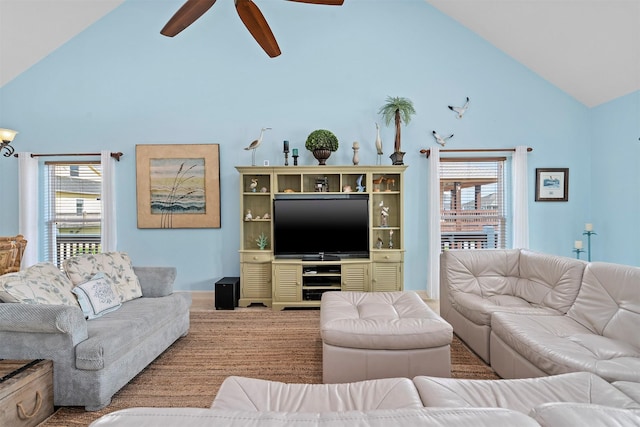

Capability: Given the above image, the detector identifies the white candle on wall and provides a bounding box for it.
[585,223,593,232]
[574,240,583,249]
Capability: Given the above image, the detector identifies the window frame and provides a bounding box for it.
[439,156,509,251]
[44,160,102,266]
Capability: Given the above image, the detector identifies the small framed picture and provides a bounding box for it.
[535,168,569,202]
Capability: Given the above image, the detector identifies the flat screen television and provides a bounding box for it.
[273,194,369,260]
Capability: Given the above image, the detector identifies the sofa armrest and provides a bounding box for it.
[0,303,88,343]
[133,266,177,297]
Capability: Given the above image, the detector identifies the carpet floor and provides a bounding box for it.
[40,307,498,426]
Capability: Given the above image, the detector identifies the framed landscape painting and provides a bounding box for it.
[136,144,221,228]
[535,168,569,202]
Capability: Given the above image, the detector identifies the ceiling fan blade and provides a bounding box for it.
[235,0,281,58]
[161,0,218,37]
[286,0,344,5]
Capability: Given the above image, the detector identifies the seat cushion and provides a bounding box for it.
[613,381,640,404]
[89,407,541,427]
[211,376,424,412]
[451,292,557,326]
[320,291,452,350]
[74,292,190,370]
[491,312,640,382]
[529,402,640,427]
[413,372,640,413]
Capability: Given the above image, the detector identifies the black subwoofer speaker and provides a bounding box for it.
[215,277,240,310]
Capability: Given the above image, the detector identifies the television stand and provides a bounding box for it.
[273,259,374,311]
[236,165,406,310]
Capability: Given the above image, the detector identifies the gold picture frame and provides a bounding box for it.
[136,144,221,228]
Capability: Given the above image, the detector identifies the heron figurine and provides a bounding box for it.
[375,122,383,165]
[244,127,271,166]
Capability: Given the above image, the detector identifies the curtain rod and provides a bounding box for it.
[14,152,124,161]
[419,147,532,158]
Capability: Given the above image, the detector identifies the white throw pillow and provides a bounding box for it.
[63,252,142,303]
[72,273,122,319]
[0,262,78,306]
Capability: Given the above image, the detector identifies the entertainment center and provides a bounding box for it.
[236,165,406,311]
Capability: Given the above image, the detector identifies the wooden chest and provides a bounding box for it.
[0,360,54,427]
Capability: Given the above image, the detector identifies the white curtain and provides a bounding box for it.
[18,153,39,268]
[512,145,530,249]
[426,147,441,299]
[100,150,117,252]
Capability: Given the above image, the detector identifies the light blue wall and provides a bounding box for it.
[589,90,640,265]
[1,0,618,293]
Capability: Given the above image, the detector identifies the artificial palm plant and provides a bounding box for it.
[378,96,416,164]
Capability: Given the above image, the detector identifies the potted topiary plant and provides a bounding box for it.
[305,129,339,165]
[378,96,416,165]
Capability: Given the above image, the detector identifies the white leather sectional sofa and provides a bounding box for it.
[90,373,640,426]
[440,249,640,382]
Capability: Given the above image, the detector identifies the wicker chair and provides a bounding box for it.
[0,235,27,274]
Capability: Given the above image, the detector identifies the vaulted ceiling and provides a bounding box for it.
[1,0,638,107]
[424,0,640,107]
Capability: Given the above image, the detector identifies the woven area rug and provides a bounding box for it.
[40,307,497,426]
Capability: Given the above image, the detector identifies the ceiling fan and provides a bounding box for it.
[161,0,345,58]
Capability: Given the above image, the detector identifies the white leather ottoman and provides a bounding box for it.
[320,291,453,383]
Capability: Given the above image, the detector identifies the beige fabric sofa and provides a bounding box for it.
[440,249,640,383]
[90,373,640,426]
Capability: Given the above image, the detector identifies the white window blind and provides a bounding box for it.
[440,157,508,250]
[44,162,102,266]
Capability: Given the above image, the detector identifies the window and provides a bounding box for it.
[440,157,508,251]
[45,162,102,266]
[76,199,84,215]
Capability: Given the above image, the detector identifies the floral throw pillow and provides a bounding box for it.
[63,252,142,303]
[72,272,122,319]
[0,262,79,306]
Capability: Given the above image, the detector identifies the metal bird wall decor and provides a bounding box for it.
[448,97,470,119]
[160,0,345,58]
[432,130,454,147]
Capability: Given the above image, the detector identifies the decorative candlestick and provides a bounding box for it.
[352,141,360,165]
[582,223,596,262]
[573,240,584,259]
[292,148,298,166]
[283,140,289,166]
